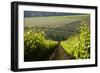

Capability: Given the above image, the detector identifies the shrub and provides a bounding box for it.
[61,24,90,59]
[24,31,57,61]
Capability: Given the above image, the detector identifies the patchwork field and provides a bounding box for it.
[24,15,89,28]
[24,15,89,40]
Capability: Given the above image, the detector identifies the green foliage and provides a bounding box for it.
[24,31,57,61]
[61,24,90,59]
[24,23,90,61]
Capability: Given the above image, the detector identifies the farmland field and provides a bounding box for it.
[25,15,90,40]
[24,12,90,62]
[24,15,90,29]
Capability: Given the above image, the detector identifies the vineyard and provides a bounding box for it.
[24,31,57,61]
[61,24,90,59]
[24,15,90,61]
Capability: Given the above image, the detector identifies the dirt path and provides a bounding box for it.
[49,42,71,60]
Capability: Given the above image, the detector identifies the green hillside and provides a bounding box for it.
[24,15,89,41]
[24,15,89,29]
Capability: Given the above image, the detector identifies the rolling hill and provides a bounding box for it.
[24,15,90,41]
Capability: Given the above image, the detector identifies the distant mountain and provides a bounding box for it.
[24,11,86,17]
